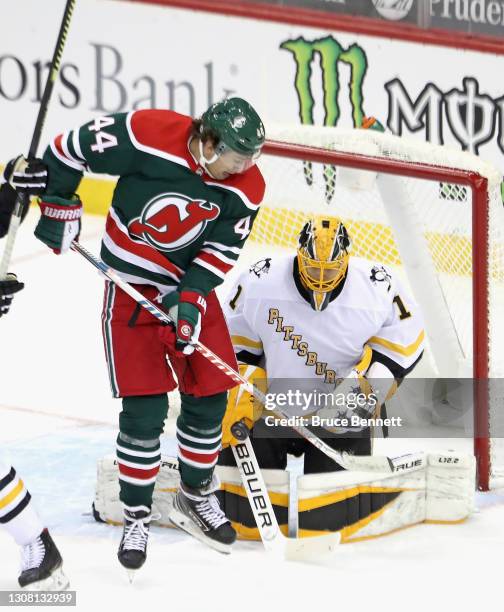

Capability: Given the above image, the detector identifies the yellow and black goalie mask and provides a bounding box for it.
[297,218,351,311]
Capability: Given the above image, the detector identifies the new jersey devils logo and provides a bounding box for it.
[129,193,220,252]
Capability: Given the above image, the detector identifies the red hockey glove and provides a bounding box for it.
[161,289,207,355]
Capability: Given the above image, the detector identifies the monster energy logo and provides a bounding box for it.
[281,36,368,203]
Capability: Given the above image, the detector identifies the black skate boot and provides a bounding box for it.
[168,477,236,554]
[117,506,156,576]
[18,529,69,591]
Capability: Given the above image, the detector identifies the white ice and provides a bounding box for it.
[1,213,503,612]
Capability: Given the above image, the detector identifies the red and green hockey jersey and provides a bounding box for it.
[42,109,265,294]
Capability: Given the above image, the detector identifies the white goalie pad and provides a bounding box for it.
[296,450,475,542]
[94,455,180,526]
[425,451,476,522]
[94,450,475,541]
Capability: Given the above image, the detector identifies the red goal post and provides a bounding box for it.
[250,125,504,491]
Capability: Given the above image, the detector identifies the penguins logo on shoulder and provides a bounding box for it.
[250,258,271,278]
[370,265,392,292]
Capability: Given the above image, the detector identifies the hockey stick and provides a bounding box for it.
[0,0,77,279]
[71,241,423,474]
[230,429,340,560]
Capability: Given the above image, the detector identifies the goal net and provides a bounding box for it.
[248,124,504,491]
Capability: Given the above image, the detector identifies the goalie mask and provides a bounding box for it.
[297,218,351,311]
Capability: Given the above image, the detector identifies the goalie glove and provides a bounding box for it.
[35,195,82,254]
[316,360,395,434]
[221,364,267,448]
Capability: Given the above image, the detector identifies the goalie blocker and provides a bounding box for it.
[94,451,475,542]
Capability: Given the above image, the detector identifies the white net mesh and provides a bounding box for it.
[252,125,504,489]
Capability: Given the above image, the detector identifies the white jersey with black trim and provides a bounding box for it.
[224,255,425,384]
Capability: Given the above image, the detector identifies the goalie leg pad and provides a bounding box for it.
[425,451,475,522]
[94,455,180,526]
[297,466,426,541]
[297,451,475,541]
[94,451,475,538]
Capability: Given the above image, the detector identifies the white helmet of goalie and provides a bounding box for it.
[296,217,351,312]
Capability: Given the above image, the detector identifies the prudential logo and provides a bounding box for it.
[372,0,414,20]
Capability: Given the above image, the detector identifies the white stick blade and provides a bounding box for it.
[284,532,341,561]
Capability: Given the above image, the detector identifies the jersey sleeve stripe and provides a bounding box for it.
[192,257,226,280]
[203,241,242,255]
[200,247,237,266]
[368,330,425,357]
[72,128,86,162]
[105,209,183,281]
[126,111,190,168]
[50,134,85,172]
[194,251,234,274]
[61,130,86,168]
[205,181,260,211]
[231,335,263,351]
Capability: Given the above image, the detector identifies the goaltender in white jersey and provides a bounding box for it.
[93,217,475,539]
[228,251,423,384]
[219,217,425,474]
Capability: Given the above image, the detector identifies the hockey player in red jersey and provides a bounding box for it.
[33,98,266,568]
[0,158,68,590]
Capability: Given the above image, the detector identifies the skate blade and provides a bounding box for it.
[169,508,232,555]
[22,567,69,591]
[126,570,137,584]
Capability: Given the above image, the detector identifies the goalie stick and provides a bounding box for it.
[0,0,77,279]
[71,240,423,474]
[230,424,340,560]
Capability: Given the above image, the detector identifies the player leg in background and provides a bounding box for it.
[162,291,238,553]
[168,391,236,552]
[0,461,68,590]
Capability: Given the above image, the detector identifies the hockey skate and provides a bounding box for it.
[18,529,69,591]
[117,506,158,579]
[168,477,236,554]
